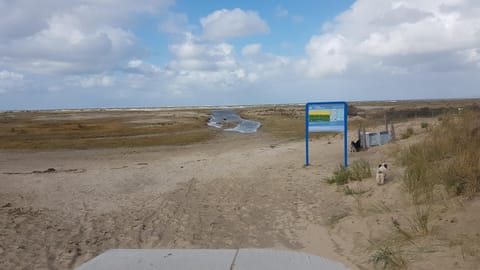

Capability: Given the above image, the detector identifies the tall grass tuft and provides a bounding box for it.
[401,127,414,139]
[326,164,351,185]
[410,206,431,235]
[370,246,407,269]
[326,159,372,185]
[400,111,480,201]
[350,159,372,181]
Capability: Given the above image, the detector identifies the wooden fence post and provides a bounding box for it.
[390,122,396,141]
[361,126,367,149]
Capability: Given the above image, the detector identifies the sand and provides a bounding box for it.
[1,116,479,269]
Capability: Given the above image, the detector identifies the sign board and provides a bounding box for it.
[305,102,348,167]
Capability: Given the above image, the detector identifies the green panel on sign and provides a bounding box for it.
[309,115,330,122]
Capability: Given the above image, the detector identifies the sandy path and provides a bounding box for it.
[0,133,357,269]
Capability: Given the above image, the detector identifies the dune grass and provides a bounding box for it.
[399,110,480,201]
[369,246,407,270]
[365,110,480,270]
[326,159,372,185]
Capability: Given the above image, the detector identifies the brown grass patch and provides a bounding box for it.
[0,110,216,149]
[400,110,480,201]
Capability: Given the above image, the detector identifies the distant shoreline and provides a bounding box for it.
[1,97,478,113]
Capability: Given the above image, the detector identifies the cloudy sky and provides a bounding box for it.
[1,0,479,109]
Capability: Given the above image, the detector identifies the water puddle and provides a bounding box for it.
[208,110,261,133]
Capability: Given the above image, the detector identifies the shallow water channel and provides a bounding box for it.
[208,110,261,133]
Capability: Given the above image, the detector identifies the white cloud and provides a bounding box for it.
[0,0,173,41]
[165,33,248,91]
[0,0,173,75]
[0,70,24,94]
[200,8,269,40]
[167,33,239,71]
[358,12,479,56]
[241,44,262,56]
[66,74,115,88]
[300,34,349,77]
[2,0,480,109]
[128,59,143,68]
[81,75,114,88]
[159,12,191,34]
[301,0,480,77]
[161,32,290,96]
[462,48,480,65]
[0,70,23,80]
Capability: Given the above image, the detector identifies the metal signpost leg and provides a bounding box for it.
[305,104,309,166]
[344,103,348,167]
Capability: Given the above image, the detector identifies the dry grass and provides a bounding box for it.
[344,185,369,195]
[349,159,372,181]
[369,245,407,270]
[365,109,480,269]
[326,159,372,185]
[400,127,414,139]
[409,206,431,235]
[400,110,480,201]
[0,110,216,149]
[2,100,478,149]
[239,106,305,139]
[325,164,351,185]
[239,99,480,139]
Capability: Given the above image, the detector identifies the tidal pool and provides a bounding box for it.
[208,110,261,133]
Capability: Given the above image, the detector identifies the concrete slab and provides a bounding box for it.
[75,249,350,270]
[234,249,349,270]
[75,249,237,270]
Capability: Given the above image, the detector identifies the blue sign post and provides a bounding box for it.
[305,102,348,167]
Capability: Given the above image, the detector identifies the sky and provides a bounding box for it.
[0,0,479,110]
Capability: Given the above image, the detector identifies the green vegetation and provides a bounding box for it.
[326,159,372,185]
[326,164,351,185]
[369,246,407,270]
[366,110,480,270]
[349,159,372,181]
[399,110,480,200]
[344,185,368,195]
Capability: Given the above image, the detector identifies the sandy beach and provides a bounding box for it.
[0,132,352,268]
[1,101,480,269]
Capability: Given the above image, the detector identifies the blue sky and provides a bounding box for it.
[135,1,355,64]
[0,0,479,109]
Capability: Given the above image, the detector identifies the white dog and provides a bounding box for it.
[376,163,388,185]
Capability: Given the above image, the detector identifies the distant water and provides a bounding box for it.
[208,110,261,133]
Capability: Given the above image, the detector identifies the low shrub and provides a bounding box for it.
[326,159,372,185]
[326,164,350,185]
